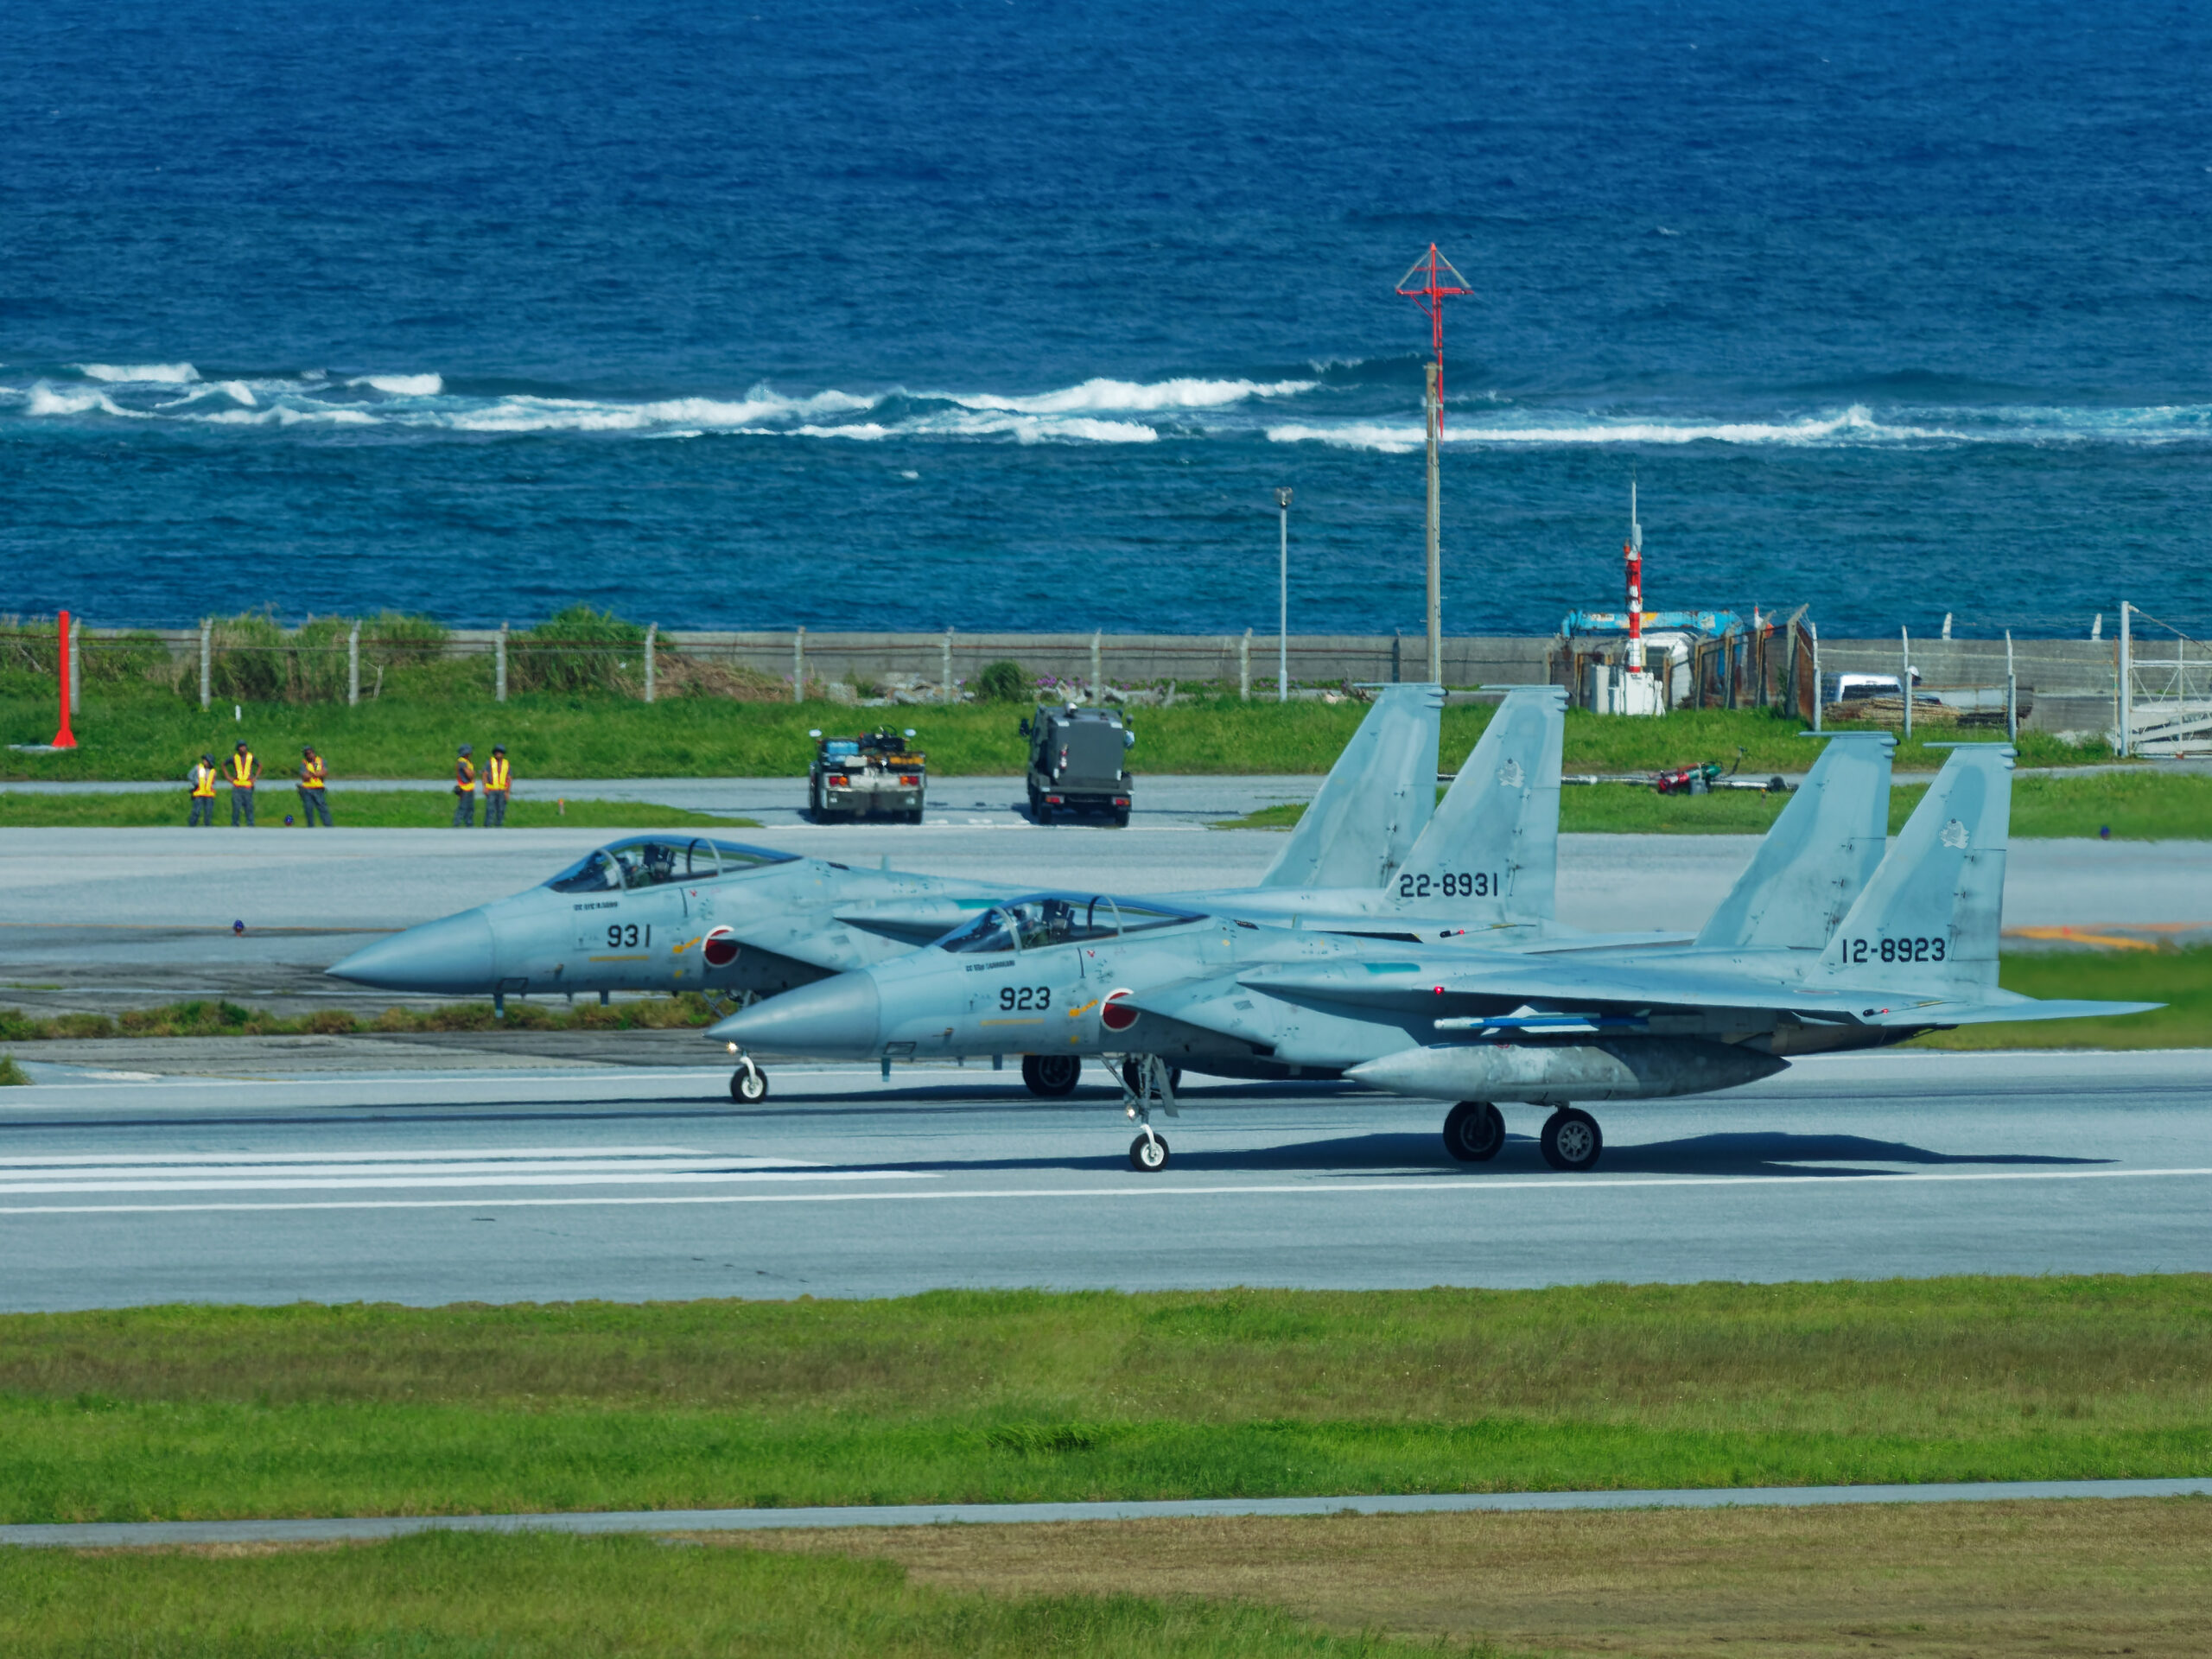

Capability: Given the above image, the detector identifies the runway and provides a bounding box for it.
[3,820,2203,1010]
[2,1047,2205,1311]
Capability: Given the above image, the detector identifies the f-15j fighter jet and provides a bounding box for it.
[706,741,2156,1172]
[331,683,1622,1103]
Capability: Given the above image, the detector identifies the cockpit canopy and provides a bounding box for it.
[937,893,1201,955]
[545,836,800,893]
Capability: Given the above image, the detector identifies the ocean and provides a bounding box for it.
[4,0,2209,640]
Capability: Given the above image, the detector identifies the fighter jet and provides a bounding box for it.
[707,741,2155,1171]
[328,683,1471,1101]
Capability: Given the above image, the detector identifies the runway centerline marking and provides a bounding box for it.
[3,1164,2209,1215]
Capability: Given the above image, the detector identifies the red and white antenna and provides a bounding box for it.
[1625,479,1646,675]
[1395,245,1471,681]
[1395,244,1471,424]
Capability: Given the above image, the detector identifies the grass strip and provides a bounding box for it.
[3,695,2111,783]
[1221,771,2212,837]
[0,1531,1427,1659]
[766,1500,2212,1655]
[1911,945,2212,1049]
[0,994,724,1042]
[3,1277,2208,1523]
[0,791,752,830]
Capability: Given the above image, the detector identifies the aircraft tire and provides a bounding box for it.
[1128,1133,1169,1173]
[1442,1101,1506,1163]
[1021,1054,1081,1097]
[730,1065,770,1105]
[1539,1108,1602,1173]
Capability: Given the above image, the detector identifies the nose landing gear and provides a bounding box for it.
[728,1051,769,1105]
[1116,1054,1178,1172]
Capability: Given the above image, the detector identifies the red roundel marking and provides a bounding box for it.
[1100,988,1139,1033]
[703,927,741,968]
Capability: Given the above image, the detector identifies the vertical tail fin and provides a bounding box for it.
[1389,686,1564,924]
[1694,733,1893,954]
[1808,744,2013,995]
[1259,683,1443,890]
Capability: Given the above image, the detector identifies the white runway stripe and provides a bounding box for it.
[0,1169,931,1196]
[0,1146,718,1166]
[3,1163,2209,1215]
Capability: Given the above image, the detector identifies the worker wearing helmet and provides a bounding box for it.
[483,745,512,827]
[298,746,333,827]
[188,753,218,827]
[451,745,478,827]
[226,741,260,826]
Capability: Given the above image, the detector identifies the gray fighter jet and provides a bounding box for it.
[328,683,1492,1101]
[707,741,2154,1171]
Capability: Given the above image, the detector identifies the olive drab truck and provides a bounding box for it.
[1020,704,1135,825]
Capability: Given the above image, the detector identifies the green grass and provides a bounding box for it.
[0,1053,28,1084]
[0,1531,1427,1659]
[1220,770,2212,838]
[0,995,726,1044]
[0,791,753,830]
[1912,946,2212,1050]
[3,1277,2209,1523]
[2,693,2115,782]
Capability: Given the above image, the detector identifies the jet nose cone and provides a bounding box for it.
[328,909,495,994]
[708,973,880,1058]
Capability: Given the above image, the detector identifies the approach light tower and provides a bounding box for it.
[1626,479,1646,675]
[1396,245,1470,685]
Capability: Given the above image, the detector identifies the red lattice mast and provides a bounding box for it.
[1395,245,1471,427]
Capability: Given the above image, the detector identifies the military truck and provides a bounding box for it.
[808,727,925,823]
[1020,704,1134,825]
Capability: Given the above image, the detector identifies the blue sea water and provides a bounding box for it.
[3,0,2209,639]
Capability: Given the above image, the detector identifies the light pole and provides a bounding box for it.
[1274,487,1294,702]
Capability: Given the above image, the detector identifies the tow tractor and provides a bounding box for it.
[808,727,926,823]
[1653,747,1789,796]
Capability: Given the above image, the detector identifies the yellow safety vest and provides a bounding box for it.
[455,758,477,792]
[227,750,256,786]
[190,764,217,798]
[486,756,511,791]
[301,756,327,789]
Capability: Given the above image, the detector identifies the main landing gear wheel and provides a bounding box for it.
[730,1064,769,1105]
[1539,1108,1602,1173]
[1120,1058,1181,1094]
[1129,1132,1170,1172]
[1021,1053,1082,1097]
[1442,1101,1506,1163]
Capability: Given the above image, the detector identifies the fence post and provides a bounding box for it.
[792,627,805,704]
[493,622,506,703]
[68,617,82,713]
[348,621,361,707]
[1090,629,1102,694]
[2005,630,2018,742]
[2118,601,2133,755]
[942,627,954,702]
[644,623,657,703]
[1239,630,1251,700]
[199,619,213,711]
[1808,621,1821,731]
[1900,626,1912,741]
[1392,629,1402,684]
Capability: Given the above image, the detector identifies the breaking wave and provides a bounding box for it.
[7,364,2209,452]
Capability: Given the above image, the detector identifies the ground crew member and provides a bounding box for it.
[188,753,218,827]
[297,746,333,827]
[451,744,478,827]
[483,745,512,827]
[226,741,260,826]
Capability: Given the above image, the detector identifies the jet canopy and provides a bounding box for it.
[545,836,800,893]
[936,893,1201,955]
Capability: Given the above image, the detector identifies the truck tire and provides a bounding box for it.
[1113,805,1131,827]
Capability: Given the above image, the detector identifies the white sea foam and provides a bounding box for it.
[351,372,444,397]
[1269,405,1978,450]
[73,362,200,384]
[219,381,257,407]
[952,377,1313,414]
[26,384,138,418]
